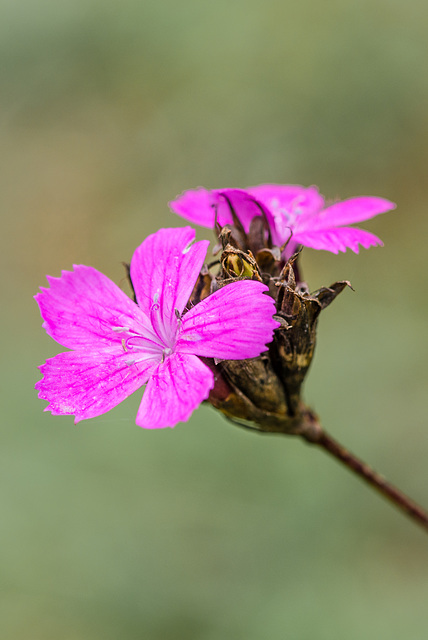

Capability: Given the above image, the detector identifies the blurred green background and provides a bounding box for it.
[2,0,428,638]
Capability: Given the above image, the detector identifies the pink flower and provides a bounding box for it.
[169,184,396,256]
[35,227,279,429]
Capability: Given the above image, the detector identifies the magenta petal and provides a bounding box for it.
[130,227,209,329]
[136,353,214,429]
[247,184,325,245]
[177,280,279,360]
[248,184,324,217]
[36,349,158,422]
[35,266,152,350]
[299,196,396,232]
[170,187,276,233]
[215,189,276,233]
[169,188,217,227]
[293,227,383,254]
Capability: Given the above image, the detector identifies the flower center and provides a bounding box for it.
[113,297,181,367]
[270,196,304,230]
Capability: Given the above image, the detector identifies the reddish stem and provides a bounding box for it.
[303,428,428,533]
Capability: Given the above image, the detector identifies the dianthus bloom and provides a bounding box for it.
[35,227,279,428]
[169,184,396,256]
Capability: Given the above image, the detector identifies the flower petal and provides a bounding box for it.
[293,227,383,254]
[36,349,158,422]
[297,196,396,232]
[177,280,279,359]
[248,184,324,219]
[35,266,152,350]
[215,189,276,233]
[130,227,209,337]
[247,184,324,245]
[169,188,217,227]
[136,353,214,429]
[170,188,276,233]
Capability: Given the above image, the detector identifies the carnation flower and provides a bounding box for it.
[35,227,279,428]
[169,184,395,256]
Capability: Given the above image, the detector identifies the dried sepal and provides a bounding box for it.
[217,226,262,285]
[207,226,350,434]
[187,265,213,307]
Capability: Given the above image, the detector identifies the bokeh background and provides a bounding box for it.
[2,1,428,638]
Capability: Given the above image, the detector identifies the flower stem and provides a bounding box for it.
[301,427,428,533]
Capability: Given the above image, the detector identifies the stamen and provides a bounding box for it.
[150,301,171,346]
[182,240,194,254]
[161,347,171,363]
[126,335,163,353]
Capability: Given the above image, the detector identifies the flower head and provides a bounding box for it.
[169,184,395,256]
[35,227,279,429]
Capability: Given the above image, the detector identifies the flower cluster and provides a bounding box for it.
[36,184,394,430]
